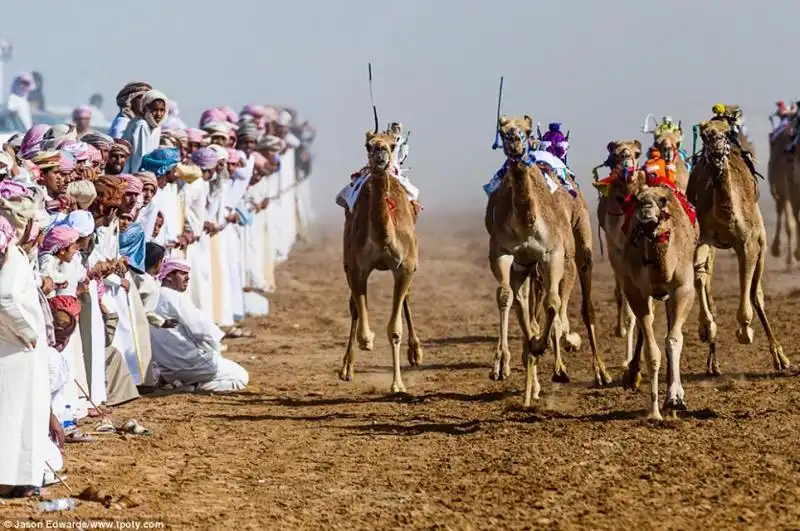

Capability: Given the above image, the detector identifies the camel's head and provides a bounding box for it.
[606,140,642,177]
[699,119,731,168]
[365,131,396,171]
[654,130,682,163]
[499,115,533,160]
[634,186,671,235]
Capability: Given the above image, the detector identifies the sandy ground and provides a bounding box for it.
[3,213,800,530]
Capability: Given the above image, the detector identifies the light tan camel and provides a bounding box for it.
[523,166,612,387]
[618,185,698,420]
[486,115,573,407]
[340,131,422,392]
[594,140,644,367]
[687,119,791,375]
[653,129,690,193]
[767,125,800,269]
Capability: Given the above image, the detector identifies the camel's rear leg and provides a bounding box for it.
[614,279,626,337]
[695,243,720,376]
[528,268,543,338]
[339,295,359,381]
[387,267,414,393]
[630,296,663,421]
[575,244,612,386]
[510,263,535,373]
[403,295,423,366]
[751,230,791,371]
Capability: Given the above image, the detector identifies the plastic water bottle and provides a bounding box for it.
[39,498,75,512]
[62,405,75,431]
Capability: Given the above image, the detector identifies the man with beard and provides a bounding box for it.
[105,141,131,175]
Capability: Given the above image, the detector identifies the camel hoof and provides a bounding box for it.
[391,383,406,393]
[771,344,791,371]
[736,326,755,345]
[407,344,423,367]
[489,370,500,381]
[552,371,570,384]
[595,370,613,387]
[705,366,721,377]
[663,398,687,412]
[564,332,582,352]
[647,411,664,422]
[622,368,642,391]
[501,364,512,380]
[358,331,375,351]
[339,366,353,382]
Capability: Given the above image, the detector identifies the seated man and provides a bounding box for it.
[149,258,248,392]
[709,103,759,176]
[537,122,569,165]
[336,121,422,219]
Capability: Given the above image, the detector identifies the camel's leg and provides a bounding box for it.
[771,197,785,259]
[621,295,636,370]
[339,295,359,381]
[575,242,612,386]
[751,229,791,371]
[663,283,693,412]
[790,198,800,264]
[694,243,719,376]
[622,324,644,391]
[630,295,662,421]
[528,270,543,337]
[511,263,535,377]
[529,250,566,395]
[559,256,580,355]
[351,270,375,352]
[387,267,414,393]
[734,239,758,346]
[403,296,423,367]
[614,279,626,338]
[490,250,514,381]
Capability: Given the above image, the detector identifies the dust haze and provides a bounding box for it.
[3,0,795,219]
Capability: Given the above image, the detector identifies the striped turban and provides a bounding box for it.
[120,173,143,195]
[40,225,79,254]
[116,81,152,110]
[31,150,61,170]
[199,108,227,128]
[18,124,49,160]
[236,120,259,142]
[58,152,75,173]
[81,132,114,152]
[190,147,219,170]
[66,180,97,210]
[157,258,191,282]
[72,106,92,120]
[94,176,126,208]
[134,171,158,190]
[110,140,132,157]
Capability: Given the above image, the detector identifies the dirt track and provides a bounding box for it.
[3,213,800,530]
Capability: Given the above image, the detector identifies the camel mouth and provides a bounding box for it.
[371,152,391,168]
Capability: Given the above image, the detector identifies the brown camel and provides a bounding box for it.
[767,124,800,269]
[340,130,422,392]
[594,140,644,367]
[653,129,690,193]
[687,119,791,375]
[486,115,573,407]
[619,185,698,420]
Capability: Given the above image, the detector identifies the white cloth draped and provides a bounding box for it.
[122,117,161,174]
[182,178,214,317]
[0,245,50,487]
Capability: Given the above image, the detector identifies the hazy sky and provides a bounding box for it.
[2,0,796,215]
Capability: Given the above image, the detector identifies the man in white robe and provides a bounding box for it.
[150,258,248,392]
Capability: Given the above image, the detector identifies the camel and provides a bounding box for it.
[594,140,645,367]
[767,124,800,269]
[619,185,698,420]
[485,115,575,407]
[339,130,423,392]
[686,119,791,375]
[653,129,690,193]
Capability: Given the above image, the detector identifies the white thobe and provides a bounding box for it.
[149,287,248,391]
[182,178,214,318]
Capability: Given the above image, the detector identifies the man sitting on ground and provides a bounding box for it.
[149,258,249,392]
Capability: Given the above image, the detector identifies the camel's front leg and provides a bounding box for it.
[621,295,636,370]
[403,295,423,367]
[734,240,758,346]
[353,272,375,351]
[510,262,534,372]
[490,249,515,381]
[529,250,565,399]
[630,295,662,421]
[750,227,791,371]
[339,295,359,381]
[694,242,719,375]
[663,282,693,413]
[387,267,414,393]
